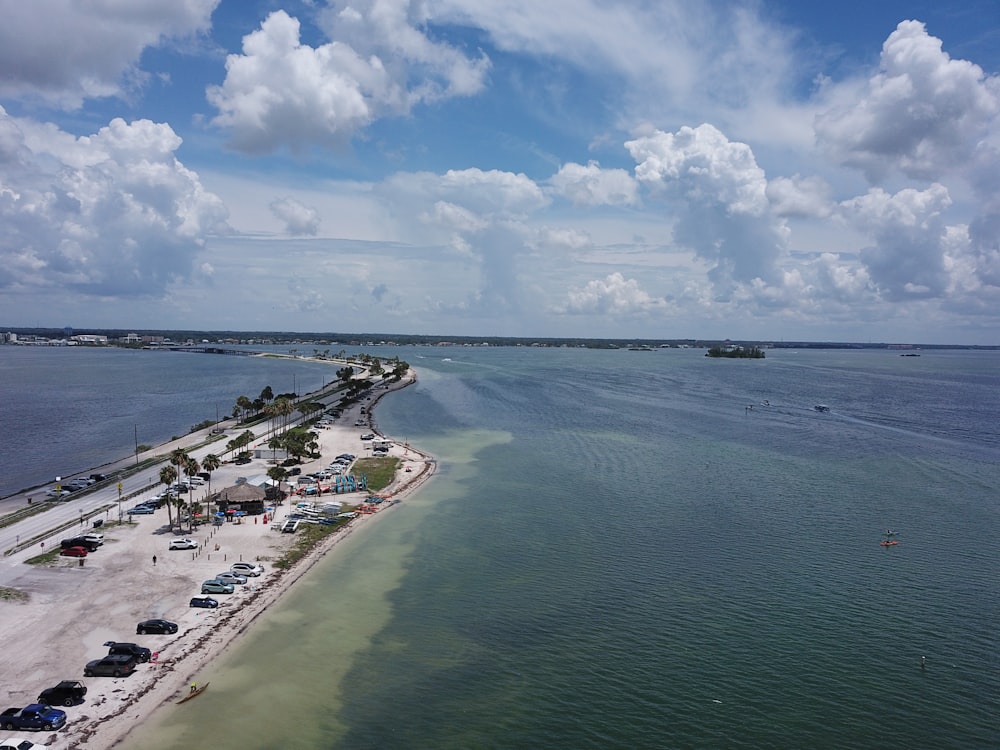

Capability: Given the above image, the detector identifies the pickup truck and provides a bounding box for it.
[0,704,67,731]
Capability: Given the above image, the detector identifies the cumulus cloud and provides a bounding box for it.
[549,161,638,206]
[839,184,953,299]
[376,167,548,311]
[0,108,228,295]
[816,20,1000,182]
[270,197,321,235]
[0,0,218,109]
[556,272,666,315]
[766,175,834,218]
[209,7,489,152]
[626,123,787,286]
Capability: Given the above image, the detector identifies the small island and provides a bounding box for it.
[705,345,766,359]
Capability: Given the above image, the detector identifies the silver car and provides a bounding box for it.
[230,562,264,577]
[214,572,247,586]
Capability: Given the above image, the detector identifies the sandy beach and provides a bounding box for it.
[0,367,434,750]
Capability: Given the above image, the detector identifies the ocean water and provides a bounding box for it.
[116,346,1000,749]
[0,346,334,497]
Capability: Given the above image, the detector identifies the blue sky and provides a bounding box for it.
[1,0,999,344]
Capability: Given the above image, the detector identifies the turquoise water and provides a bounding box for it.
[121,347,1000,749]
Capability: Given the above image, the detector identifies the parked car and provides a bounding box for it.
[230,562,264,577]
[146,494,171,508]
[214,572,246,586]
[0,736,50,750]
[60,537,99,552]
[36,681,87,707]
[59,547,88,558]
[360,433,375,441]
[106,642,152,663]
[288,467,301,475]
[201,580,234,595]
[83,655,136,678]
[127,505,155,515]
[80,533,104,546]
[45,489,70,498]
[136,619,178,635]
[189,596,219,609]
[336,453,356,461]
[168,538,198,551]
[0,704,67,732]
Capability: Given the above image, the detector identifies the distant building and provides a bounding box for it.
[71,334,109,345]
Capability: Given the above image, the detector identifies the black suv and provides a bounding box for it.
[84,654,137,677]
[60,537,100,552]
[106,642,152,663]
[37,680,87,707]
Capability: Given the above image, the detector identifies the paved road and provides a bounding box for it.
[0,369,376,575]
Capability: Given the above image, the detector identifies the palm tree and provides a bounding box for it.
[169,449,192,530]
[273,396,294,432]
[158,465,177,530]
[266,465,288,504]
[235,395,252,422]
[183,455,201,489]
[201,453,221,503]
[267,434,284,463]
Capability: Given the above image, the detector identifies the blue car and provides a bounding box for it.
[127,505,155,515]
[189,596,218,609]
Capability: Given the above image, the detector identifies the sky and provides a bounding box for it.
[1,1,999,344]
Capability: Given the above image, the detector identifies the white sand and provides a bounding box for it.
[0,370,434,750]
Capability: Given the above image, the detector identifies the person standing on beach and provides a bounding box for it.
[152,555,157,566]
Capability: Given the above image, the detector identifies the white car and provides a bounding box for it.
[215,572,247,586]
[0,737,49,750]
[168,538,199,550]
[81,533,104,546]
[230,562,264,577]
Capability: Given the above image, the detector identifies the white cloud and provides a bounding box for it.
[270,196,321,235]
[209,6,489,153]
[839,183,953,299]
[375,167,548,312]
[0,0,218,109]
[556,272,666,315]
[0,108,228,295]
[816,20,1000,182]
[626,123,787,286]
[549,161,638,206]
[766,175,834,218]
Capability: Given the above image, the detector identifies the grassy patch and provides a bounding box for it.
[25,548,63,566]
[0,586,29,603]
[353,456,400,492]
[272,521,347,571]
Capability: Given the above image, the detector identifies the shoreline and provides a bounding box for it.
[0,365,435,750]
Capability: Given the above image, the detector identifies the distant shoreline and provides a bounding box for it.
[3,328,996,350]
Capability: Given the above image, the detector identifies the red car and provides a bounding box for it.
[60,546,88,557]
